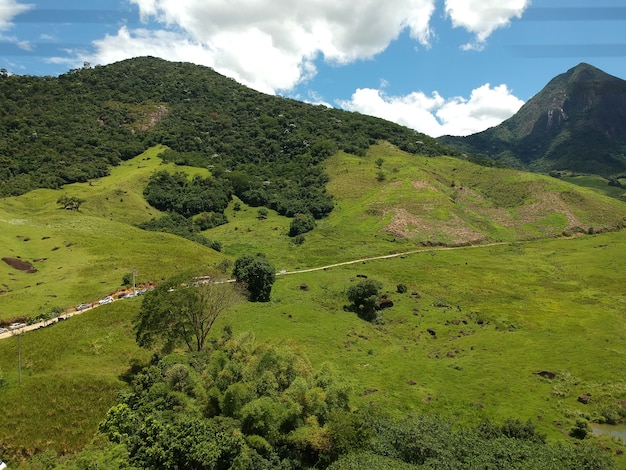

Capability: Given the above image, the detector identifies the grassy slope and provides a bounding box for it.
[1,143,625,463]
[0,301,151,458]
[562,174,626,201]
[0,146,223,321]
[212,142,626,265]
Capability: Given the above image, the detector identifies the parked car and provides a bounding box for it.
[98,296,114,305]
[0,328,8,334]
[9,322,26,330]
[1,459,7,469]
[76,303,91,311]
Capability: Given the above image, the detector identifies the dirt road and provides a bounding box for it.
[0,242,507,341]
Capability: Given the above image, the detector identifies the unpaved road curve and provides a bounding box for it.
[0,242,508,341]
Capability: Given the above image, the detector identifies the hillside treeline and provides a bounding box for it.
[0,57,455,218]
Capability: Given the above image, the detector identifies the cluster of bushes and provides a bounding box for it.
[98,328,353,469]
[138,213,222,251]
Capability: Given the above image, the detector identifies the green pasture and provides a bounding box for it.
[1,232,625,463]
[212,143,626,268]
[1,143,626,464]
[562,174,626,200]
[0,147,223,321]
[0,300,150,458]
[222,233,626,428]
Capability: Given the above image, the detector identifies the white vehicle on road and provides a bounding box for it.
[98,296,114,305]
[9,323,26,330]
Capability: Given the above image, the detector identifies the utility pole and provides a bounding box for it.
[17,332,22,385]
[132,266,136,296]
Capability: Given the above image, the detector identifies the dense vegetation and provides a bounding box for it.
[0,56,454,221]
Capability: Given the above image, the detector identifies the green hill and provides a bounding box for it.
[0,142,625,466]
[3,141,624,324]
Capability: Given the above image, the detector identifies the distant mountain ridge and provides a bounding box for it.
[439,63,626,176]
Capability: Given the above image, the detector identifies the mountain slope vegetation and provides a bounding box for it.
[2,143,625,323]
[0,56,452,218]
[440,63,626,177]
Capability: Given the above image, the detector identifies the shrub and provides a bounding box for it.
[346,279,383,322]
[289,213,316,237]
[292,234,306,245]
[233,253,276,302]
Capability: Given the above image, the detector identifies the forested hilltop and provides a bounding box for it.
[0,56,453,214]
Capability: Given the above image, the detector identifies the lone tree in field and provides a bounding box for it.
[56,194,84,211]
[233,253,276,302]
[134,274,243,352]
[346,278,382,322]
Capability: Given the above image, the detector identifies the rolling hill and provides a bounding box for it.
[0,143,625,466]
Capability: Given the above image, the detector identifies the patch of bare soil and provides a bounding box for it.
[412,180,437,191]
[2,257,38,273]
[138,105,169,132]
[518,192,580,227]
[382,208,485,245]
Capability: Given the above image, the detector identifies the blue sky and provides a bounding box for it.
[1,0,625,137]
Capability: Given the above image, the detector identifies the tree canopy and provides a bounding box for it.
[46,330,615,469]
[232,253,276,302]
[134,274,243,352]
[346,279,383,322]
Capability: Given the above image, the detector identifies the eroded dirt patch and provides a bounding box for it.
[2,257,38,273]
[382,208,485,245]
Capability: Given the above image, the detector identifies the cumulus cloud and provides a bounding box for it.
[339,84,524,137]
[75,1,532,95]
[66,1,531,133]
[445,0,531,50]
[0,0,31,30]
[81,0,437,93]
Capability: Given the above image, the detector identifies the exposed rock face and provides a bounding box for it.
[440,63,626,176]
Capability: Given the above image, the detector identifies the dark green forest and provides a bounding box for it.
[0,56,454,219]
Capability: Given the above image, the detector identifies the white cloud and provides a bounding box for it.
[445,0,531,49]
[65,0,532,98]
[339,84,524,137]
[0,0,31,30]
[80,0,438,94]
[55,0,531,134]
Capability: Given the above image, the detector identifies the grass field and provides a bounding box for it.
[562,174,626,201]
[0,146,224,321]
[1,143,625,465]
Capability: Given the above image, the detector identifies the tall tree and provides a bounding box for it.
[134,274,243,352]
[232,253,276,302]
[346,279,382,322]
